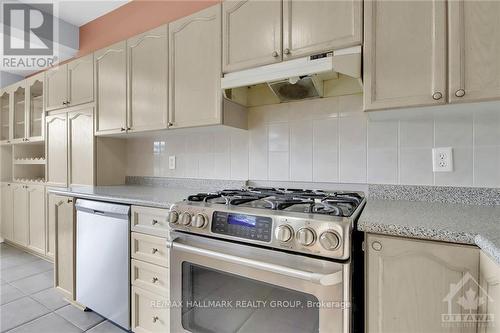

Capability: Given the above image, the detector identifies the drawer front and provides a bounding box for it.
[132,259,169,296]
[131,206,170,238]
[131,232,169,267]
[132,286,169,333]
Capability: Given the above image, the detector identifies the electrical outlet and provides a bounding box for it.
[169,156,176,170]
[432,147,453,172]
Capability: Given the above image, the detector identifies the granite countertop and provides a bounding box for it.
[358,199,500,265]
[47,185,195,209]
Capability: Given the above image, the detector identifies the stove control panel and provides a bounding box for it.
[211,211,273,242]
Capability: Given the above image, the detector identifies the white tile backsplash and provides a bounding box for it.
[125,94,500,188]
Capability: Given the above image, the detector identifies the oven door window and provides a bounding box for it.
[182,262,320,333]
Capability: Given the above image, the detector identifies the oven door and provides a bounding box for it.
[169,232,350,333]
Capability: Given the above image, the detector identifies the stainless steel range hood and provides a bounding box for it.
[221,46,362,103]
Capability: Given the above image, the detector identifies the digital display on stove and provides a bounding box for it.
[227,214,257,228]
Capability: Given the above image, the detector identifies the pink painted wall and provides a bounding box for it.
[77,0,220,57]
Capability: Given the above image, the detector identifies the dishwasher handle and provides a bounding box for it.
[75,199,130,219]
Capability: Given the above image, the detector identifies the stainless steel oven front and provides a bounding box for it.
[168,232,351,333]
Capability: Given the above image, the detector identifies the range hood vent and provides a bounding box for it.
[221,46,361,103]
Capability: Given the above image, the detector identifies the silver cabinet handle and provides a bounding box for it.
[152,316,159,323]
[152,219,158,225]
[151,248,159,254]
[170,238,342,286]
[455,89,465,97]
[152,277,159,283]
[432,92,443,100]
[272,51,279,57]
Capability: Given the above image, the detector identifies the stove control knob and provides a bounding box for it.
[296,228,316,246]
[319,231,341,251]
[168,211,179,224]
[192,213,208,228]
[180,212,192,226]
[275,225,293,243]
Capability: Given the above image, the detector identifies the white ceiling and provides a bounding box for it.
[16,0,132,27]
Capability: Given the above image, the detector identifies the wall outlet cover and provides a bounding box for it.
[169,156,176,170]
[432,147,453,172]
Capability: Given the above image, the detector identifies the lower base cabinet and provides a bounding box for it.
[478,252,500,333]
[132,286,170,333]
[366,233,479,333]
[1,183,13,240]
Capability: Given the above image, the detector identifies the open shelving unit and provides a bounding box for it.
[12,142,46,183]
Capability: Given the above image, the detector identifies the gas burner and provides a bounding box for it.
[185,187,363,217]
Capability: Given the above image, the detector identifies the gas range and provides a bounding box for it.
[168,187,366,260]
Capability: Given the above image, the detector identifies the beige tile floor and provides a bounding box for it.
[0,243,128,333]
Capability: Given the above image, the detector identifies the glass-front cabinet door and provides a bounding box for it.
[27,74,44,140]
[0,90,10,143]
[12,83,26,142]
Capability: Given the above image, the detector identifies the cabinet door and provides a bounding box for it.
[169,4,222,129]
[127,25,168,133]
[12,184,28,246]
[283,0,362,60]
[366,234,479,333]
[449,1,500,103]
[68,108,95,186]
[1,183,13,241]
[27,73,44,141]
[46,114,68,187]
[363,0,447,111]
[222,0,282,72]
[54,196,75,300]
[27,185,45,255]
[479,252,500,333]
[45,65,68,111]
[95,41,127,135]
[12,83,27,142]
[68,53,94,107]
[46,193,65,259]
[0,90,11,143]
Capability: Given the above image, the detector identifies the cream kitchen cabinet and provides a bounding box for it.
[52,195,75,300]
[1,182,13,240]
[27,184,46,255]
[448,1,500,104]
[282,0,362,60]
[45,54,94,111]
[222,0,282,72]
[169,4,223,128]
[222,0,362,73]
[363,0,447,111]
[478,251,500,333]
[46,106,95,187]
[366,234,479,333]
[127,25,169,133]
[0,89,11,144]
[12,183,28,246]
[45,114,68,187]
[26,74,45,141]
[11,81,27,143]
[95,41,127,135]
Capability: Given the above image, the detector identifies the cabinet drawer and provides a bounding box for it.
[132,259,169,297]
[131,232,169,267]
[132,286,169,333]
[131,206,170,237]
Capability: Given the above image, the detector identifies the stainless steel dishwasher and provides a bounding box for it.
[75,199,130,330]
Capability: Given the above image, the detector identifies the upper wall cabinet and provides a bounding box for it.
[363,0,447,111]
[12,81,27,143]
[95,41,127,135]
[0,89,11,144]
[449,1,500,103]
[169,5,223,128]
[222,0,282,73]
[26,74,44,141]
[282,0,362,60]
[45,53,94,112]
[127,25,169,133]
[222,0,362,73]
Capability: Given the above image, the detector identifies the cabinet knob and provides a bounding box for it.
[120,127,126,132]
[127,127,131,131]
[272,51,279,58]
[152,277,159,283]
[152,219,158,225]
[432,92,443,100]
[168,122,173,127]
[67,199,73,203]
[455,89,465,97]
[284,48,291,55]
[151,248,159,254]
[152,316,159,323]
[372,241,382,251]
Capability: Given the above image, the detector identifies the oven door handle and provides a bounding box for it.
[169,238,343,286]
